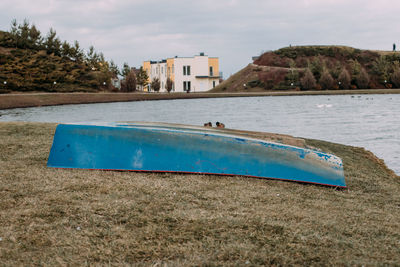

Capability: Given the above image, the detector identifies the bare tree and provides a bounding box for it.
[338,68,351,89]
[300,68,316,90]
[390,68,400,88]
[166,78,173,93]
[356,68,370,89]
[319,70,334,90]
[121,70,136,92]
[151,78,160,92]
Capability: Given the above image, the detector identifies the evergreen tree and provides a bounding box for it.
[71,40,84,62]
[28,24,42,49]
[61,41,72,59]
[10,19,18,48]
[18,19,30,49]
[121,62,131,77]
[44,28,61,56]
[109,60,120,77]
[97,61,113,90]
[86,46,100,69]
[136,67,149,90]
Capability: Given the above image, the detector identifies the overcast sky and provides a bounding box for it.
[1,0,400,77]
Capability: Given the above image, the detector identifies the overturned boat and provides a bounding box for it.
[47,122,346,188]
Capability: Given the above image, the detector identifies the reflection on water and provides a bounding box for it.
[1,94,400,174]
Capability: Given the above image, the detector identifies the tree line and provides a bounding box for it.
[296,56,400,90]
[0,19,152,92]
[253,46,400,90]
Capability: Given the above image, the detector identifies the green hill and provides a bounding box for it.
[0,29,112,93]
[212,46,400,92]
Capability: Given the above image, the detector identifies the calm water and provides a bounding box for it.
[1,94,399,173]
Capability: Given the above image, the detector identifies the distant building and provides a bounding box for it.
[111,77,121,89]
[143,52,220,92]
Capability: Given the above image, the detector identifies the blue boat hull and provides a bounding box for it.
[47,123,346,187]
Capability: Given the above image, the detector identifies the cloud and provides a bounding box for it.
[1,0,400,77]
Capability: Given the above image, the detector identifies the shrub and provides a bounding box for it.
[338,69,351,89]
[309,56,324,81]
[356,68,370,89]
[391,69,400,88]
[285,69,299,86]
[264,79,274,90]
[272,83,292,90]
[247,80,261,88]
[151,78,160,92]
[319,70,334,90]
[300,68,316,90]
[348,59,361,84]
[372,56,390,83]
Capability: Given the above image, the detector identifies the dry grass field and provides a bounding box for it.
[0,122,399,265]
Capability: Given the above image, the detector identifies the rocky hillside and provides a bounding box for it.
[212,46,400,92]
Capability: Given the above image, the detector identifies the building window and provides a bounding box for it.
[183,81,191,91]
[210,66,213,76]
[183,66,191,76]
[213,81,216,88]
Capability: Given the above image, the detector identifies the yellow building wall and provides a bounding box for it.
[142,61,151,92]
[143,61,151,81]
[166,58,175,82]
[208,58,219,77]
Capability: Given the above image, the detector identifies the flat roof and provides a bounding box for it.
[145,55,219,63]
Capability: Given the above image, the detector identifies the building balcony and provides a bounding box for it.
[195,74,221,79]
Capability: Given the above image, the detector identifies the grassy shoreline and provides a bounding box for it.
[1,89,400,109]
[0,122,399,265]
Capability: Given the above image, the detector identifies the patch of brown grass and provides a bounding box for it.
[0,122,399,265]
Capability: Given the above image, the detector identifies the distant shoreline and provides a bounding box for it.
[1,89,400,110]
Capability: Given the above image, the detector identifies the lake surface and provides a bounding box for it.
[1,94,399,174]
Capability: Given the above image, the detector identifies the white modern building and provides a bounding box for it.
[143,53,220,92]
